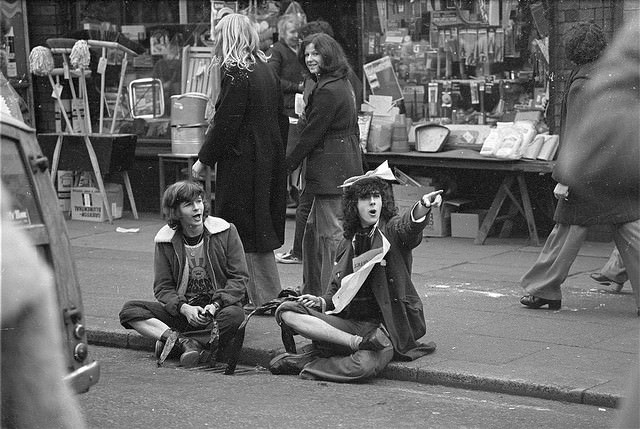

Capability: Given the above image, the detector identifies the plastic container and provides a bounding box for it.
[170,93,208,126]
[171,125,206,154]
[170,92,209,154]
[414,124,450,152]
[391,116,410,152]
[367,115,394,152]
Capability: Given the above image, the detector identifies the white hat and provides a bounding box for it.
[339,161,397,188]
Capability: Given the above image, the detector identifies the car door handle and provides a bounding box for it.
[29,155,49,173]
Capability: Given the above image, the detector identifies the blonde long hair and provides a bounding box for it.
[213,14,268,71]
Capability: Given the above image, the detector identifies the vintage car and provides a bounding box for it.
[0,114,100,393]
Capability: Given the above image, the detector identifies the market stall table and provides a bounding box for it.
[38,133,138,222]
[365,149,555,245]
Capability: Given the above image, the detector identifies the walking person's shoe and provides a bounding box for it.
[275,251,302,264]
[589,273,624,293]
[358,327,392,351]
[269,350,319,375]
[520,295,562,310]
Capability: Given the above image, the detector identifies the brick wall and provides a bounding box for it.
[548,0,638,133]
[548,0,622,134]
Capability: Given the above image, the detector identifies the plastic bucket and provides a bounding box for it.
[170,93,208,126]
[391,117,410,153]
[367,115,393,152]
[171,125,206,154]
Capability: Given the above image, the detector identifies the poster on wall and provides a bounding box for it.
[363,56,403,103]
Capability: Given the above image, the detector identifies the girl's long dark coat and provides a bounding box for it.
[199,61,289,252]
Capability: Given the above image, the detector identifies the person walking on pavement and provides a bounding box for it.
[519,22,607,311]
[286,32,363,296]
[553,18,639,315]
[520,20,640,315]
[192,13,289,308]
[119,181,247,368]
[269,164,438,382]
[590,248,628,293]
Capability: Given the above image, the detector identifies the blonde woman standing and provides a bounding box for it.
[193,14,289,309]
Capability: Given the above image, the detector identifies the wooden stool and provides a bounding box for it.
[158,153,213,215]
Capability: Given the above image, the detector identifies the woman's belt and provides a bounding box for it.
[323,131,358,139]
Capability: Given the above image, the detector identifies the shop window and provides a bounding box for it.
[72,0,239,139]
[360,0,549,125]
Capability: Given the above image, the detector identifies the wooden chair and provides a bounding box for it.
[180,46,220,120]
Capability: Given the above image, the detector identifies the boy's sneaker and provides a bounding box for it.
[275,251,302,264]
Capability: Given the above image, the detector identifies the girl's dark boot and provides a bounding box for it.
[156,329,204,368]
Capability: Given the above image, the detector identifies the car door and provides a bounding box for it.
[1,114,99,393]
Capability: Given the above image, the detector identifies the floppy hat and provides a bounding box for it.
[339,161,398,188]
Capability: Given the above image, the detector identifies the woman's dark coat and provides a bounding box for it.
[286,70,363,195]
[267,40,304,118]
[198,61,289,252]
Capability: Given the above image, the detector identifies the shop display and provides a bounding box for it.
[414,123,449,152]
[361,0,549,129]
[29,45,74,132]
[128,78,164,118]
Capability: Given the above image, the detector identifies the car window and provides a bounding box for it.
[1,138,42,226]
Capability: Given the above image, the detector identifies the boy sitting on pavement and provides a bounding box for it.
[119,180,247,367]
[269,162,439,382]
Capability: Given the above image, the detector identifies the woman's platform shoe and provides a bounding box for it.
[520,295,561,310]
[589,273,624,293]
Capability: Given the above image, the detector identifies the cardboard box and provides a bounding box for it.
[71,184,123,222]
[393,169,451,237]
[392,183,436,212]
[57,170,74,192]
[392,183,452,237]
[451,210,488,238]
[57,191,70,214]
[424,204,451,237]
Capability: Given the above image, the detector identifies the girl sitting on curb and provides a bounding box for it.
[269,162,440,382]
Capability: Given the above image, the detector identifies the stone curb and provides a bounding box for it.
[87,329,620,408]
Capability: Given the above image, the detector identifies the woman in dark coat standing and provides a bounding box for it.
[193,13,289,308]
[286,33,363,296]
